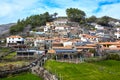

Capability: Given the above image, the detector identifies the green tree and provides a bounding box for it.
[66,8,86,22]
[97,16,112,26]
[53,12,58,19]
[10,12,54,34]
[86,15,97,23]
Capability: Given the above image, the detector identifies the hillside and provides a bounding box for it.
[0,23,16,37]
[10,12,54,35]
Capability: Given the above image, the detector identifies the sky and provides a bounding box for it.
[0,0,120,24]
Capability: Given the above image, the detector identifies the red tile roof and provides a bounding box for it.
[53,46,72,49]
[76,46,95,49]
[7,35,22,38]
[99,42,120,45]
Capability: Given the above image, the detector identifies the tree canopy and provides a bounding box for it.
[10,8,119,35]
[66,8,86,22]
[10,12,56,34]
[96,16,117,26]
[86,15,97,23]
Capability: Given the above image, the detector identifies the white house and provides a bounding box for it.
[6,35,24,47]
[116,28,120,31]
[109,45,117,49]
[54,18,68,26]
[79,34,98,43]
[63,42,73,47]
[114,32,120,39]
[44,26,49,32]
[44,22,54,32]
[55,26,64,31]
[34,38,44,47]
[95,24,104,30]
[115,22,120,26]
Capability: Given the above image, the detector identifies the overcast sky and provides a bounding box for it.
[0,0,120,24]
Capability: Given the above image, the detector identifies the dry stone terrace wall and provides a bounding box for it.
[0,65,30,78]
[0,55,45,78]
[31,55,58,80]
[0,50,15,59]
[32,66,58,80]
[0,54,58,80]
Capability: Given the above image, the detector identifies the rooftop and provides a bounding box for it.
[7,35,22,38]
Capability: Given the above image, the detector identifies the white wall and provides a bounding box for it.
[34,39,44,47]
[116,28,120,31]
[109,45,117,48]
[44,26,50,32]
[55,27,64,30]
[95,25,104,30]
[115,32,120,39]
[63,42,72,47]
[6,37,24,43]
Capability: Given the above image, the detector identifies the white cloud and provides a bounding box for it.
[0,0,120,24]
[31,0,98,17]
[0,0,39,24]
[95,3,120,18]
[0,3,12,17]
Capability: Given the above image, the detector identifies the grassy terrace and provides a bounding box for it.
[2,52,16,59]
[0,48,11,56]
[0,48,10,52]
[44,60,120,80]
[0,61,29,71]
[0,61,29,67]
[1,72,42,80]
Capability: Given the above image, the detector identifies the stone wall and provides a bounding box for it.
[0,55,45,78]
[32,66,58,80]
[0,65,30,78]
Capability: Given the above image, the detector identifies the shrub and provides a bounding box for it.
[106,53,120,60]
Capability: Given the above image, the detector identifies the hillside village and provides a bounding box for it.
[1,8,120,80]
[3,17,120,59]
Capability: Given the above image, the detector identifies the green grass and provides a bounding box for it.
[0,48,10,53]
[1,72,43,80]
[2,52,16,59]
[0,48,10,57]
[44,60,120,80]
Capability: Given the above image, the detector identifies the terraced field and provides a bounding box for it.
[45,60,120,80]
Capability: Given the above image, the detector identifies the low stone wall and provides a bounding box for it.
[0,50,15,59]
[0,55,45,78]
[32,66,58,80]
[0,65,30,78]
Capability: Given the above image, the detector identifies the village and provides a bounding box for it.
[3,17,120,60]
[1,0,120,79]
[1,14,120,80]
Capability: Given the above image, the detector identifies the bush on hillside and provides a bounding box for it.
[106,53,120,60]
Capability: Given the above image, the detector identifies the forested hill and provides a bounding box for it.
[10,12,57,34]
[88,16,120,27]
[9,8,120,35]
